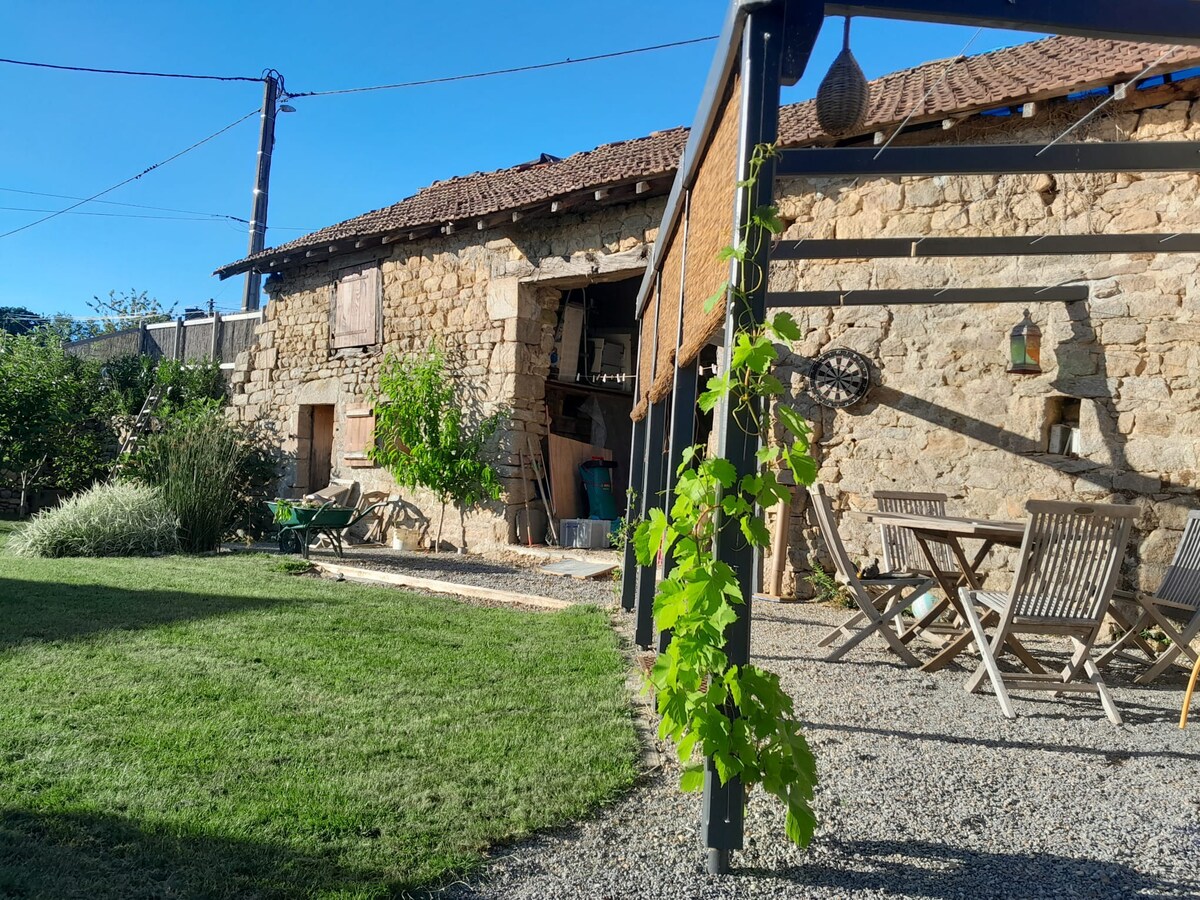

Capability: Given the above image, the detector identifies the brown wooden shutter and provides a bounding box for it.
[332,267,379,349]
[343,405,377,467]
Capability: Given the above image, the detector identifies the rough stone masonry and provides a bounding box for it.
[229,92,1200,597]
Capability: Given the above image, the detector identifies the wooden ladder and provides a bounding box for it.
[119,383,166,457]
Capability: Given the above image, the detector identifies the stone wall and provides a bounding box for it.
[771,96,1200,595]
[231,86,1200,576]
[228,199,664,550]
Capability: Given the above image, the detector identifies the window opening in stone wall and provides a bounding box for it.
[343,405,377,469]
[538,275,640,546]
[331,265,381,352]
[1046,396,1082,457]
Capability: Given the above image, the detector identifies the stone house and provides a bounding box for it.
[216,35,1200,590]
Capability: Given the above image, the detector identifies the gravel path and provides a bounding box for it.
[328,546,618,606]
[441,602,1200,900]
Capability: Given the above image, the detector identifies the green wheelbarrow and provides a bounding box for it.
[267,499,400,559]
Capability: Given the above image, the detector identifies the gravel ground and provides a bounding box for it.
[437,602,1200,900]
[328,546,618,606]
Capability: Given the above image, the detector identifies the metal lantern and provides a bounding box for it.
[816,17,870,137]
[1009,309,1042,374]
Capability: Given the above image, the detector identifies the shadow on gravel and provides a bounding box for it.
[801,720,1200,763]
[741,838,1200,900]
[336,550,518,577]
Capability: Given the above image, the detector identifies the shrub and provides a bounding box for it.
[125,403,278,552]
[12,481,178,558]
[370,345,506,552]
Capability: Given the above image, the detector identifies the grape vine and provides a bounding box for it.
[634,142,819,846]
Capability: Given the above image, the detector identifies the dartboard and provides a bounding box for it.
[808,348,872,408]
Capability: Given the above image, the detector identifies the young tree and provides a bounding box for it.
[75,289,175,339]
[0,332,112,515]
[369,345,505,552]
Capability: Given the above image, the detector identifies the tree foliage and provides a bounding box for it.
[0,332,114,515]
[369,345,506,551]
[73,289,176,340]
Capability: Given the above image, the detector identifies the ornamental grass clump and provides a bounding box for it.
[13,481,178,558]
[125,403,270,552]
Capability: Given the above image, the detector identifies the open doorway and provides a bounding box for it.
[540,275,640,536]
[296,404,334,494]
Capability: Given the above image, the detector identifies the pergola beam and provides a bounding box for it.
[776,143,1200,178]
[771,234,1200,260]
[824,1,1200,44]
[768,286,1089,307]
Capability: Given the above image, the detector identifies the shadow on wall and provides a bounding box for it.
[0,807,384,899]
[791,301,1198,590]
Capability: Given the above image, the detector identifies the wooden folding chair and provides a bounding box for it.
[959,500,1138,725]
[874,490,953,575]
[811,486,929,667]
[1097,510,1200,684]
[874,490,951,638]
[1182,653,1200,728]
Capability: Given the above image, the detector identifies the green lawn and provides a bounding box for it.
[0,522,638,898]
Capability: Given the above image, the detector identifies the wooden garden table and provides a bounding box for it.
[863,511,1043,673]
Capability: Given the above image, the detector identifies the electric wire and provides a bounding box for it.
[286,35,719,98]
[0,188,311,229]
[0,109,259,240]
[0,56,261,83]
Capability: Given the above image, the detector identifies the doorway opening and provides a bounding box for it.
[296,404,335,494]
[537,275,640,540]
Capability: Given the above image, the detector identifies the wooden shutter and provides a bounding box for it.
[343,405,377,467]
[332,267,379,349]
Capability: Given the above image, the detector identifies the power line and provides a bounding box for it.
[0,205,229,222]
[0,109,259,241]
[0,55,261,83]
[0,188,312,229]
[287,35,719,98]
[0,186,249,219]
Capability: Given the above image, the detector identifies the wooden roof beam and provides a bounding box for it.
[771,233,1200,259]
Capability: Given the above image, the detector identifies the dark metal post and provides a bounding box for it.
[658,359,699,653]
[702,0,819,875]
[634,399,668,648]
[242,74,279,312]
[621,416,646,612]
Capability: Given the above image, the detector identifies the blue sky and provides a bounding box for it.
[1,1,1042,318]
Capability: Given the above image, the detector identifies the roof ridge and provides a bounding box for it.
[216,35,1200,277]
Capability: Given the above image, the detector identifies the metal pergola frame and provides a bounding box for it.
[627,0,1200,876]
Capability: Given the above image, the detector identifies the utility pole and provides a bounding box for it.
[241,70,281,311]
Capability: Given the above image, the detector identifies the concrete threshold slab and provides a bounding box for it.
[312,560,573,611]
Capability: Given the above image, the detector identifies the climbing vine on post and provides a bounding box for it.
[634,143,820,846]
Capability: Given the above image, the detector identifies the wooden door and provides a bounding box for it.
[309,405,335,492]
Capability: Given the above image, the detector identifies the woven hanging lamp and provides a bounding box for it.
[816,17,870,137]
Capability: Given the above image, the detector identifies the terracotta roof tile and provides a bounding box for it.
[217,35,1200,276]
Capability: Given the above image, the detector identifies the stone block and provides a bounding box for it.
[486,276,520,320]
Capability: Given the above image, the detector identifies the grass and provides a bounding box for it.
[0,521,638,898]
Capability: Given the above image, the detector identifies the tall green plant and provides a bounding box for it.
[126,403,276,551]
[634,143,820,847]
[369,346,505,552]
